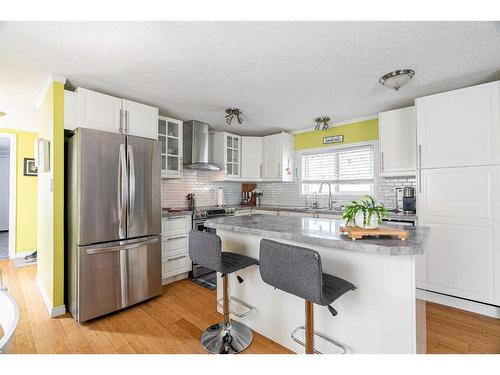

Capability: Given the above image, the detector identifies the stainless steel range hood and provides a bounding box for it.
[183,120,222,171]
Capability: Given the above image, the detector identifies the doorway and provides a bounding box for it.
[0,133,16,259]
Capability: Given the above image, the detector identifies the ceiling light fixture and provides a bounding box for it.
[0,111,6,117]
[225,108,243,126]
[314,116,331,131]
[379,69,415,91]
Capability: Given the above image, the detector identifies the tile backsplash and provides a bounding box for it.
[162,170,416,210]
[378,176,416,209]
[161,170,241,208]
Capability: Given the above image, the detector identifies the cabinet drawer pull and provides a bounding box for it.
[167,255,187,262]
[166,235,187,241]
[165,216,187,220]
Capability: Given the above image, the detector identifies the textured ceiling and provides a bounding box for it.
[1,21,500,135]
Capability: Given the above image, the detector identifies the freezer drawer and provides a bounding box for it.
[76,235,161,322]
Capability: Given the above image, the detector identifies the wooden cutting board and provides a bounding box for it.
[340,225,408,241]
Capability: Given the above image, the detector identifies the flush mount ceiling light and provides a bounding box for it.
[379,69,415,91]
[225,108,243,126]
[0,111,6,117]
[314,116,331,131]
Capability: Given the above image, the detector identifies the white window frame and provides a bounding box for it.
[296,140,379,198]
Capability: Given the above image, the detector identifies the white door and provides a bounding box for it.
[122,99,158,139]
[262,133,281,180]
[241,136,262,180]
[75,88,122,133]
[379,106,416,176]
[417,166,500,304]
[416,81,500,169]
[0,157,9,231]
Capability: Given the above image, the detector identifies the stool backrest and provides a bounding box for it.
[189,230,223,273]
[259,239,323,305]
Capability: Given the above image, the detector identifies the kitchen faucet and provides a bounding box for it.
[319,182,335,209]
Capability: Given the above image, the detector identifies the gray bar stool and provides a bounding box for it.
[259,239,356,354]
[189,230,259,354]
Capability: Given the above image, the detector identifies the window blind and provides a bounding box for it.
[301,144,374,195]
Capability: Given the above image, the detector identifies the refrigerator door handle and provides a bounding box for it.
[84,237,159,254]
[128,144,136,227]
[119,249,128,307]
[119,144,127,238]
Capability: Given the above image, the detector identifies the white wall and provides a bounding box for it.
[0,156,10,231]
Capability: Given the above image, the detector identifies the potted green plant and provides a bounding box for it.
[342,195,390,230]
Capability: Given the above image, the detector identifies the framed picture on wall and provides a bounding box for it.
[23,158,38,176]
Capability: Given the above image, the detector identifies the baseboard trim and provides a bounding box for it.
[416,288,500,319]
[162,272,189,286]
[35,276,66,318]
[10,250,35,259]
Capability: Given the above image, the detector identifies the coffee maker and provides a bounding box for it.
[402,187,416,214]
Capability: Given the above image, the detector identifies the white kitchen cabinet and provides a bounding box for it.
[161,214,192,284]
[162,215,192,236]
[212,132,241,180]
[158,116,183,178]
[75,87,122,133]
[64,90,75,130]
[241,136,263,180]
[122,99,158,139]
[416,81,500,169]
[74,87,159,139]
[262,132,294,181]
[379,106,416,176]
[417,166,500,305]
[162,251,192,279]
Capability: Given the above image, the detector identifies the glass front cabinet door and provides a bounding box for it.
[225,134,241,179]
[158,116,183,178]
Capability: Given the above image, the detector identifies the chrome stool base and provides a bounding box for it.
[201,321,253,354]
[291,326,347,354]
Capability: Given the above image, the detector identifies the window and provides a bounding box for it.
[301,144,375,196]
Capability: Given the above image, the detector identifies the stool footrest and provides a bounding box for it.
[291,326,347,354]
[217,296,255,318]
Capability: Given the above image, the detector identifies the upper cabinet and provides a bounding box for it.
[73,87,159,139]
[74,88,123,133]
[416,81,500,169]
[158,116,183,178]
[212,132,241,180]
[64,90,75,131]
[122,99,158,139]
[262,132,294,182]
[241,136,263,180]
[379,106,416,176]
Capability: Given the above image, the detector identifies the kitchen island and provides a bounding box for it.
[205,214,429,354]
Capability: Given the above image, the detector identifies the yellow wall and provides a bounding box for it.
[37,81,65,308]
[294,118,379,150]
[0,129,38,254]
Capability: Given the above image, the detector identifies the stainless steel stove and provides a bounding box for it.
[191,207,235,288]
[192,207,236,232]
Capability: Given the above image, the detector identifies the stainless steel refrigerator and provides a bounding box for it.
[67,128,162,322]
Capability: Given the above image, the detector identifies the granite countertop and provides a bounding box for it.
[205,214,429,256]
[229,204,417,222]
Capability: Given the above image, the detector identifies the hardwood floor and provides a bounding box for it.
[1,258,499,354]
[1,259,290,354]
